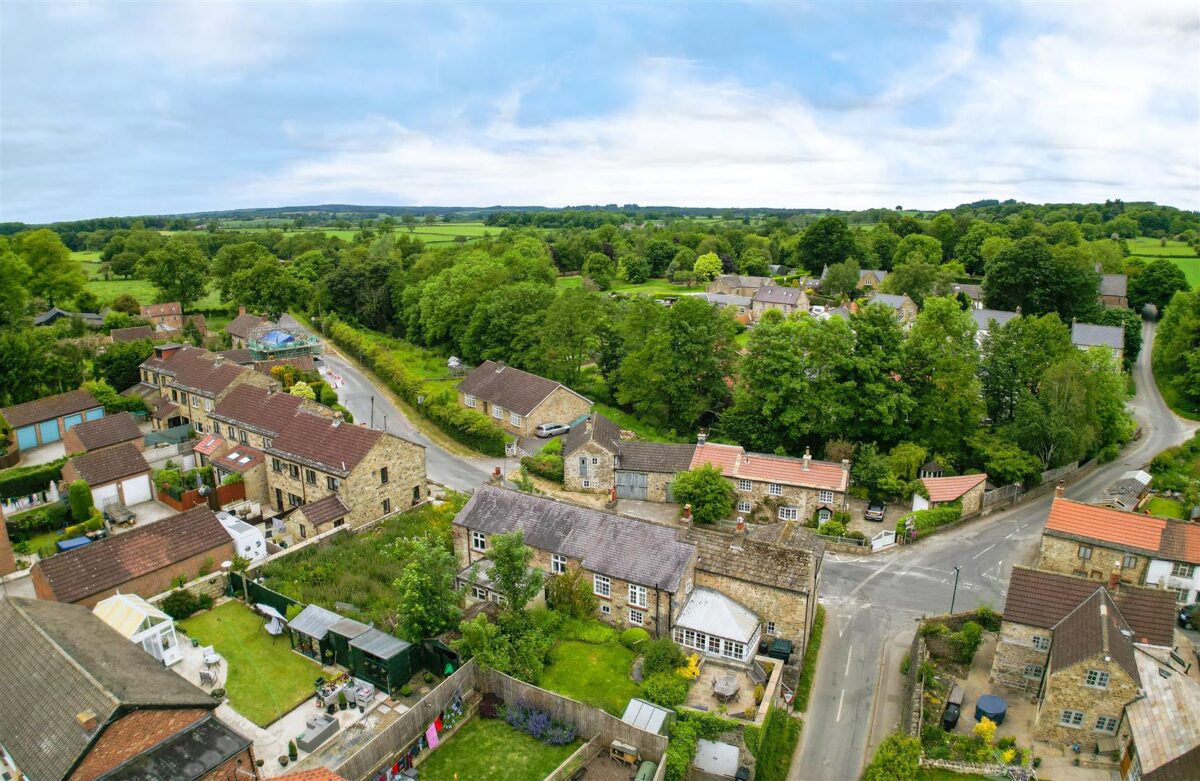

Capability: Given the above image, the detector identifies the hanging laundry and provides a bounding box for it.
[426,722,441,750]
[434,715,443,732]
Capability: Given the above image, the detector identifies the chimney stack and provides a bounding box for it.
[492,466,502,481]
[332,411,343,428]
[680,504,693,525]
[802,447,812,471]
[697,431,706,446]
[1055,482,1065,499]
[238,305,246,316]
[213,354,225,367]
[1108,565,1122,592]
[841,458,850,473]
[76,712,98,733]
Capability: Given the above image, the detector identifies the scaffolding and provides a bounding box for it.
[246,323,322,361]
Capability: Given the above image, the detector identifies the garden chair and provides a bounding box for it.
[202,645,222,668]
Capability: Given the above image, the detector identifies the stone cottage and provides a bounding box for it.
[562,413,696,501]
[456,360,592,439]
[913,473,988,516]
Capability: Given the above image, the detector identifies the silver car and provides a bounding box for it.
[535,422,570,438]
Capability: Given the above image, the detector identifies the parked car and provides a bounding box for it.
[1180,603,1200,630]
[535,422,570,438]
[865,501,887,522]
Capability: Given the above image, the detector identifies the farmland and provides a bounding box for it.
[1127,237,1200,288]
[71,251,222,309]
[554,275,705,297]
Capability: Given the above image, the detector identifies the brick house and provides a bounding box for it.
[457,360,592,438]
[1,388,104,452]
[750,286,809,320]
[692,441,850,524]
[1100,274,1129,309]
[707,275,771,298]
[865,293,919,327]
[225,307,268,349]
[265,413,426,537]
[134,344,270,433]
[0,596,257,781]
[31,506,236,607]
[562,413,696,501]
[63,411,143,456]
[61,442,154,508]
[1072,322,1125,364]
[913,473,988,516]
[139,301,183,330]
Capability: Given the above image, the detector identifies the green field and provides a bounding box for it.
[555,275,705,297]
[71,252,223,309]
[230,223,498,246]
[1127,237,1200,288]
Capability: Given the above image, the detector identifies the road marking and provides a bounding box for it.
[848,558,897,597]
[845,646,854,676]
[972,543,996,560]
[1004,531,1015,539]
[836,689,845,722]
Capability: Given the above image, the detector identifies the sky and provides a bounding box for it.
[1,1,1198,224]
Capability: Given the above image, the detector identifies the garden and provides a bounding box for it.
[1147,433,1200,518]
[417,700,580,781]
[179,600,324,727]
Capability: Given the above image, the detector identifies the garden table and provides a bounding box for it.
[714,674,739,701]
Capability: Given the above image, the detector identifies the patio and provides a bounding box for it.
[685,663,760,720]
[109,499,177,533]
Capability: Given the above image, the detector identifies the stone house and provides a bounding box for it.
[209,444,270,506]
[453,486,698,641]
[951,283,984,309]
[224,307,268,349]
[0,596,256,781]
[456,360,592,439]
[62,411,143,457]
[207,383,332,452]
[1119,647,1200,780]
[133,344,270,433]
[692,442,850,524]
[697,293,754,323]
[1100,274,1129,309]
[265,412,426,536]
[970,308,1019,343]
[283,494,351,539]
[31,506,237,607]
[139,301,183,330]
[1072,322,1125,364]
[750,286,809,320]
[707,275,772,298]
[562,413,696,501]
[855,269,888,290]
[61,442,154,508]
[865,293,919,327]
[912,473,987,516]
[1,388,104,452]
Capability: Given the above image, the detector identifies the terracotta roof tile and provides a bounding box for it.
[691,443,849,493]
[68,442,150,486]
[278,769,349,781]
[140,302,181,317]
[921,474,987,503]
[1045,498,1167,554]
[1159,523,1200,566]
[458,360,588,416]
[68,708,208,781]
[1,389,101,429]
[68,412,142,452]
[109,326,156,343]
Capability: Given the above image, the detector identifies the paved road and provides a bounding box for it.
[792,321,1199,781]
[281,314,505,493]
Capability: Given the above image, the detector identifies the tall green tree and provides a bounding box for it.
[462,282,556,369]
[891,233,942,267]
[954,221,1007,275]
[979,313,1072,423]
[16,228,84,306]
[395,537,462,642]
[583,251,616,290]
[671,464,735,524]
[904,297,983,455]
[1129,259,1189,314]
[139,236,209,309]
[487,532,544,614]
[842,303,914,444]
[1153,288,1200,410]
[820,259,860,298]
[537,288,604,386]
[212,241,277,301]
[229,258,312,317]
[798,216,855,271]
[983,235,1098,319]
[0,238,31,328]
[94,339,154,391]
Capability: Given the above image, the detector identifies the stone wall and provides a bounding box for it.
[960,481,986,516]
[988,620,1050,692]
[904,633,926,737]
[238,462,270,505]
[147,569,229,606]
[693,569,811,653]
[525,388,592,440]
[1035,656,1138,745]
[563,439,616,493]
[1037,535,1148,584]
[645,471,674,503]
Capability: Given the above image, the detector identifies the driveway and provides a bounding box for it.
[792,321,1200,780]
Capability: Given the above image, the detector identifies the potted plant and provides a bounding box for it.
[326,702,336,715]
[278,756,289,767]
[288,740,298,762]
[400,684,413,698]
[324,649,334,664]
[338,691,348,711]
[423,671,435,684]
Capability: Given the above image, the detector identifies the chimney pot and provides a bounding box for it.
[1055,481,1065,498]
[841,458,850,472]
[492,466,501,480]
[736,516,746,532]
[681,504,693,524]
[802,447,811,471]
[238,305,246,316]
[1108,565,1121,592]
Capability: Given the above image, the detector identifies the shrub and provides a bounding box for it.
[754,683,765,705]
[621,627,650,649]
[950,621,984,663]
[974,605,1002,632]
[36,542,57,560]
[287,740,297,760]
[863,734,920,781]
[909,504,962,533]
[672,464,735,524]
[844,530,866,541]
[749,707,802,781]
[521,454,564,483]
[558,617,614,644]
[973,717,997,743]
[399,684,413,697]
[793,605,825,712]
[480,692,504,718]
[4,501,70,540]
[0,458,67,501]
[162,589,208,620]
[919,622,949,638]
[663,712,736,781]
[677,653,701,680]
[816,520,846,537]
[504,701,578,745]
[542,437,563,456]
[1097,443,1120,463]
[641,638,686,678]
[642,671,690,707]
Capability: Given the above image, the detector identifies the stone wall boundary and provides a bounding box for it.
[904,633,926,738]
[919,757,1012,776]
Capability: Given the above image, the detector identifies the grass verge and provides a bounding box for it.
[793,604,825,713]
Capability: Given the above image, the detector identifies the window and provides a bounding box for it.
[685,578,692,593]
[778,506,799,521]
[1059,710,1084,728]
[737,500,752,514]
[1172,562,1196,578]
[818,490,834,504]
[768,483,782,496]
[766,621,776,636]
[288,493,302,507]
[464,394,476,408]
[263,437,272,448]
[582,480,591,488]
[707,635,722,654]
[629,609,644,626]
[600,604,610,615]
[509,412,522,426]
[1023,664,1044,680]
[737,479,752,493]
[299,524,307,539]
[1079,545,1092,560]
[551,554,567,575]
[1123,554,1138,570]
[1172,587,1190,603]
[191,394,199,407]
[594,574,611,598]
[471,531,486,552]
[239,430,248,444]
[380,467,389,484]
[1094,715,1119,734]
[591,457,599,465]
[193,422,204,433]
[327,476,339,491]
[629,584,648,609]
[171,389,179,402]
[473,585,487,600]
[1084,669,1110,689]
[289,464,300,479]
[723,641,745,660]
[817,508,832,522]
[205,399,213,411]
[492,405,504,419]
[305,469,317,485]
[332,519,344,529]
[382,498,391,514]
[1032,635,1051,652]
[227,426,236,438]
[271,458,283,473]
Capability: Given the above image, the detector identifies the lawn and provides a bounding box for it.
[1146,496,1187,519]
[540,639,641,716]
[179,601,322,727]
[555,275,706,297]
[1126,237,1200,288]
[417,717,580,781]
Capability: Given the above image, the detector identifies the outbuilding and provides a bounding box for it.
[61,442,153,507]
[1,389,103,451]
[349,627,414,693]
[93,592,182,666]
[288,603,343,664]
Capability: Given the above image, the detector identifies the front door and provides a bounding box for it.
[578,457,588,478]
[275,488,284,511]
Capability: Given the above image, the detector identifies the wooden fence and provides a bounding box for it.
[544,736,602,781]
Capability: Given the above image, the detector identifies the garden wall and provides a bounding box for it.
[146,569,228,606]
[904,633,926,738]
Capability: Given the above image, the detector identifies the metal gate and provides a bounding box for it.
[615,471,648,500]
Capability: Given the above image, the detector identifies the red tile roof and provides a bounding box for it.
[193,434,225,456]
[277,769,349,781]
[921,474,987,503]
[267,415,383,476]
[214,444,265,474]
[1045,499,1169,555]
[690,442,849,492]
[1,389,101,429]
[67,442,150,486]
[210,384,311,437]
[140,302,182,318]
[68,412,142,452]
[1160,523,1200,566]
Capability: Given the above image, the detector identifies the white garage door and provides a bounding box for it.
[93,483,119,506]
[121,475,152,505]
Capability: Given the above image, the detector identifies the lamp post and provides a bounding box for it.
[949,565,962,614]
[370,395,375,429]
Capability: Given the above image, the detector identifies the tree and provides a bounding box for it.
[925,213,958,260]
[904,297,983,455]
[954,221,1007,275]
[139,236,209,309]
[798,216,855,270]
[887,442,928,480]
[891,233,942,267]
[979,313,1071,423]
[820,259,860,298]
[109,293,141,316]
[424,213,437,225]
[212,241,277,301]
[181,317,204,347]
[693,252,723,281]
[880,257,957,307]
[850,443,891,500]
[671,464,735,524]
[1129,259,1189,314]
[862,734,919,781]
[983,235,1098,320]
[402,214,418,232]
[1153,288,1200,410]
[968,432,1042,485]
[583,251,615,290]
[537,288,604,386]
[68,480,94,522]
[488,531,544,614]
[843,303,914,444]
[16,228,84,306]
[0,238,31,328]
[94,339,154,391]
[738,247,771,276]
[395,537,461,642]
[1096,307,1143,367]
[289,381,316,400]
[643,238,677,277]
[462,282,556,369]
[546,567,598,619]
[451,613,551,683]
[110,251,140,279]
[229,258,311,317]
[622,252,651,284]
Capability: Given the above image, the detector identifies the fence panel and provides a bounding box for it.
[228,572,300,615]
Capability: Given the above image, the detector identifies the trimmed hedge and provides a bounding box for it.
[748,707,802,781]
[521,454,564,483]
[0,458,67,500]
[664,712,737,781]
[901,504,963,534]
[5,501,70,541]
[793,605,825,712]
[319,316,508,456]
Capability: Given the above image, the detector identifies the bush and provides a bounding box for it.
[4,501,70,541]
[816,520,846,537]
[909,504,962,533]
[844,530,866,541]
[672,464,735,524]
[974,605,1002,632]
[749,707,801,781]
[1097,443,1120,463]
[620,627,650,649]
[0,458,66,500]
[664,712,736,781]
[642,671,690,708]
[863,734,920,781]
[504,701,578,745]
[521,454,564,483]
[919,622,949,638]
[161,588,211,620]
[793,605,825,712]
[950,621,984,664]
[557,617,614,644]
[541,437,563,456]
[399,684,413,697]
[641,638,686,678]
[480,692,504,718]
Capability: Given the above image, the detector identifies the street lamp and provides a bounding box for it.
[949,565,962,614]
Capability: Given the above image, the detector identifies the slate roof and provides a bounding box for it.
[1,388,101,429]
[210,384,311,437]
[95,714,249,781]
[34,506,230,604]
[109,325,156,343]
[859,269,888,284]
[151,395,179,420]
[952,283,983,301]
[1001,566,1176,647]
[691,442,849,493]
[298,494,351,526]
[1072,322,1125,350]
[266,414,385,477]
[970,308,1019,331]
[1100,274,1128,298]
[1125,648,1200,780]
[563,412,623,458]
[1101,470,1152,512]
[256,355,317,376]
[618,442,698,474]
[458,360,589,416]
[711,275,770,290]
[121,382,160,402]
[868,293,912,311]
[1050,588,1140,684]
[225,312,268,339]
[686,522,822,593]
[218,348,255,365]
[68,411,142,452]
[0,596,216,781]
[753,286,805,306]
[454,486,695,591]
[33,307,106,327]
[920,474,987,502]
[68,442,150,486]
[700,293,754,308]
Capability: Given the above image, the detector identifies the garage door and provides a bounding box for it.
[93,483,119,506]
[38,419,60,444]
[615,471,648,500]
[85,409,104,421]
[16,426,38,450]
[64,414,83,431]
[121,475,152,505]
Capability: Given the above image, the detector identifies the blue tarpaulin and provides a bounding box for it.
[56,536,92,552]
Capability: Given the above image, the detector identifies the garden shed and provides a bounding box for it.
[621,698,674,736]
[348,628,413,692]
[288,604,343,663]
[326,616,370,668]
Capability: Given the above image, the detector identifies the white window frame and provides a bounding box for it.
[470,531,486,552]
[737,500,752,513]
[778,506,799,521]
[491,405,504,419]
[600,604,610,615]
[204,399,213,411]
[1023,664,1044,680]
[464,394,477,408]
[193,422,204,433]
[1084,669,1110,689]
[817,508,832,522]
[766,621,776,636]
[629,584,648,609]
[509,412,522,426]
[594,574,611,598]
[768,483,782,496]
[1079,545,1092,560]
[1094,715,1119,734]
[737,479,752,493]
[685,578,693,594]
[1032,635,1051,652]
[472,585,487,600]
[1173,587,1190,603]
[1059,710,1084,728]
[551,554,567,575]
[1172,562,1195,578]
[582,479,591,488]
[629,608,644,626]
[591,456,599,465]
[818,490,834,504]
